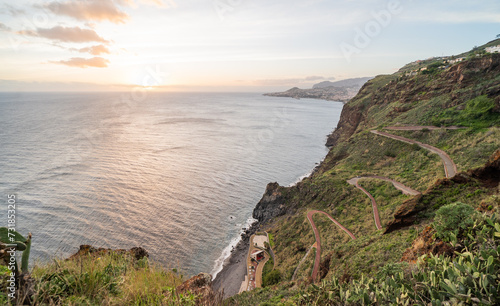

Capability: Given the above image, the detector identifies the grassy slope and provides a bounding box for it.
[230,45,500,304]
[2,252,189,305]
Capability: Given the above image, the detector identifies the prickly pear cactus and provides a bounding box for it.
[0,228,31,273]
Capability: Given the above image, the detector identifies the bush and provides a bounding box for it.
[384,150,397,158]
[433,202,475,241]
[262,270,281,287]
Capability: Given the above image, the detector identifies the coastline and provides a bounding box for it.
[212,95,341,297]
[212,168,321,297]
[212,223,259,298]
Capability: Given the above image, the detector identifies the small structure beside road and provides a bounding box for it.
[239,233,271,293]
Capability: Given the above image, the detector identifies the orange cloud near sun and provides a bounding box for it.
[45,0,129,24]
[50,57,110,68]
[73,44,111,55]
[19,26,108,43]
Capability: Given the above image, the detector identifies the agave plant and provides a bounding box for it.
[0,227,31,274]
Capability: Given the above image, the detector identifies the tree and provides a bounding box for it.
[497,34,500,38]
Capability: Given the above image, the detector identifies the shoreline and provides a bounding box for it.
[211,98,341,297]
[212,222,259,298]
[210,217,257,279]
[212,152,329,297]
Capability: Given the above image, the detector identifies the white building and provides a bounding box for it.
[448,57,465,64]
[486,45,500,53]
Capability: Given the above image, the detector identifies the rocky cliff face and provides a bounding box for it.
[252,182,287,223]
[176,273,223,304]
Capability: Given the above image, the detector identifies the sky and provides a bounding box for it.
[0,0,499,92]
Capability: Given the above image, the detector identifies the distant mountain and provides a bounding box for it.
[264,77,373,103]
[312,77,373,89]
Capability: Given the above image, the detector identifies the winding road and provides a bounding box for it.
[296,127,457,283]
[347,176,421,230]
[307,210,356,282]
[371,130,457,178]
[347,177,382,230]
[349,176,421,196]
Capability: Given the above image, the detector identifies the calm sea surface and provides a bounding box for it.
[0,92,342,277]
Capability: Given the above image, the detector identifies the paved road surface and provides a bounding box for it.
[347,176,421,230]
[371,130,457,178]
[346,177,382,230]
[384,125,464,131]
[255,253,269,288]
[307,210,356,282]
[349,176,421,196]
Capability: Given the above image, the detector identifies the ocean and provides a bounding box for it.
[0,92,343,277]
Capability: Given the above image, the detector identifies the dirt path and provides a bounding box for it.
[291,245,313,281]
[371,130,457,178]
[346,177,382,230]
[307,210,356,282]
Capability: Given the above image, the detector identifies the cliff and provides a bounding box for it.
[252,182,287,223]
[235,41,500,304]
[326,54,500,147]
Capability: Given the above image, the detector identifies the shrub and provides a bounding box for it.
[263,270,281,287]
[384,150,397,158]
[433,202,475,241]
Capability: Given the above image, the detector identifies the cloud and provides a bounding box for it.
[0,23,11,32]
[115,0,136,5]
[2,4,25,16]
[18,26,108,43]
[139,0,178,8]
[45,0,129,24]
[71,44,111,55]
[50,57,110,68]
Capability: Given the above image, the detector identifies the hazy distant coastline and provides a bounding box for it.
[264,77,372,103]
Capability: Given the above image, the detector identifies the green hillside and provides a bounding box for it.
[231,42,500,305]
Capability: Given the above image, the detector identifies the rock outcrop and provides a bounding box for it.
[400,226,455,264]
[252,182,287,223]
[176,273,223,304]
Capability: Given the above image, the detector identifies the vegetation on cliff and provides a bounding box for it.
[0,246,222,305]
[235,41,500,304]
